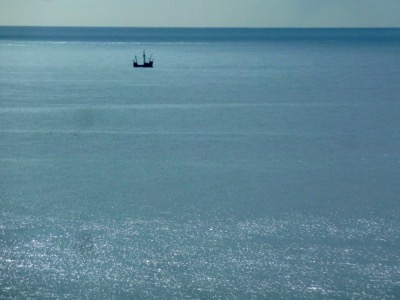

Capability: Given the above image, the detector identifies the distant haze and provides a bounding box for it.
[1,0,400,27]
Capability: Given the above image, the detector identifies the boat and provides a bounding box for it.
[133,51,153,68]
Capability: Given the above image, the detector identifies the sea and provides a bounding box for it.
[0,27,400,299]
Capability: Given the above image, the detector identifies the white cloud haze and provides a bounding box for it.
[0,0,399,27]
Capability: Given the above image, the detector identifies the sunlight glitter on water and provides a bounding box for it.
[1,212,399,299]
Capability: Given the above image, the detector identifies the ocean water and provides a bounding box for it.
[1,27,400,299]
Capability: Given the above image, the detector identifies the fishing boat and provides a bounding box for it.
[133,51,153,68]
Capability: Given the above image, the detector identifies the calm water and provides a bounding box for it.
[1,27,400,299]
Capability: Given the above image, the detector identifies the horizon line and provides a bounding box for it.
[1,25,400,30]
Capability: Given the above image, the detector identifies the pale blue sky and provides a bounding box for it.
[1,0,399,27]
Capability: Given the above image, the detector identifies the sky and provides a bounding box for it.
[0,0,400,28]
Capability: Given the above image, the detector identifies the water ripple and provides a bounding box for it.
[1,213,399,299]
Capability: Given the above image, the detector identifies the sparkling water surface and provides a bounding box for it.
[1,28,400,299]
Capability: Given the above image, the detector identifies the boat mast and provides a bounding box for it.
[143,51,146,63]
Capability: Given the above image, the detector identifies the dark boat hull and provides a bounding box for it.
[133,62,153,68]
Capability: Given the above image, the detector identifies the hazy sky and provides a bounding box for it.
[1,0,400,27]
